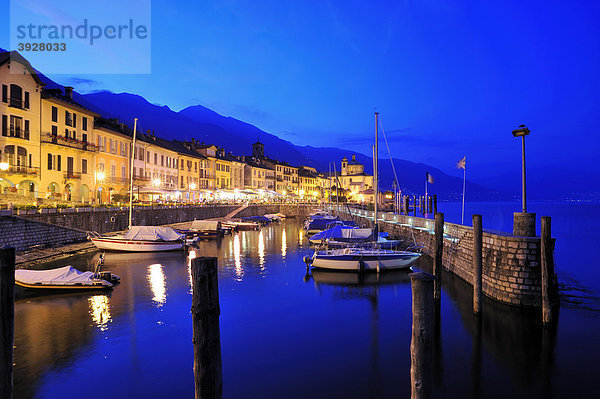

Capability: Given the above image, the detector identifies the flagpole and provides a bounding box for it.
[461,165,466,225]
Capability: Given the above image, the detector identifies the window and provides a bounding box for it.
[9,115,22,138]
[24,120,29,140]
[121,166,126,178]
[154,153,157,164]
[139,148,144,161]
[24,92,30,109]
[65,111,72,126]
[82,133,87,143]
[82,117,87,131]
[47,153,53,170]
[111,164,116,177]
[1,115,7,136]
[65,128,69,138]
[161,155,164,166]
[72,113,77,128]
[82,159,88,174]
[52,106,58,122]
[9,85,22,108]
[1,85,6,103]
[57,154,62,171]
[52,125,57,136]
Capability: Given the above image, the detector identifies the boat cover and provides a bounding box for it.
[191,220,221,231]
[310,225,357,242]
[242,215,271,223]
[123,226,182,241]
[15,266,108,286]
[341,228,373,239]
[306,217,341,231]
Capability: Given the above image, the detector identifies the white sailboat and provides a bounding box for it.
[89,118,184,252]
[310,112,421,271]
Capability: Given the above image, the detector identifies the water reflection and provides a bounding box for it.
[281,228,287,259]
[148,263,166,306]
[89,295,111,331]
[234,234,243,280]
[258,230,265,270]
[298,229,304,245]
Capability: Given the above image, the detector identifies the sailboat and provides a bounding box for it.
[89,118,184,252]
[310,112,421,271]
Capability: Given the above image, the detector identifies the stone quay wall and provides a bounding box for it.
[338,208,556,308]
[0,204,317,252]
[0,215,88,252]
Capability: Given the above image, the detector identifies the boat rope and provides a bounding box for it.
[378,117,400,191]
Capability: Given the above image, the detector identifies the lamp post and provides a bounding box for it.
[512,124,530,213]
[95,171,105,204]
[190,182,197,203]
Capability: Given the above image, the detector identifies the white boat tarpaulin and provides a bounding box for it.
[341,228,373,239]
[123,226,183,241]
[15,266,100,285]
[191,220,221,231]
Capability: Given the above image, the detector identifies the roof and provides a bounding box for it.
[245,158,274,171]
[42,88,99,115]
[0,51,44,85]
[171,140,207,159]
[94,117,146,141]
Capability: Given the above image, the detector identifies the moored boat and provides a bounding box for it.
[310,247,421,271]
[89,226,184,252]
[15,265,117,291]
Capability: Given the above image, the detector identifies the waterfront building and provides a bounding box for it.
[214,148,232,189]
[93,118,133,203]
[171,140,204,202]
[250,139,298,195]
[298,166,320,200]
[335,154,374,203]
[224,153,245,190]
[189,142,219,191]
[0,52,44,198]
[142,134,179,201]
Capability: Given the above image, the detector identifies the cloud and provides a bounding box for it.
[61,77,102,89]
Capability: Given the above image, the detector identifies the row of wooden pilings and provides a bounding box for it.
[409,213,555,397]
[396,194,438,216]
[0,248,224,399]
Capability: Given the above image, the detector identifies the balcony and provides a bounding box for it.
[41,133,99,152]
[105,176,129,184]
[64,171,82,180]
[0,165,39,176]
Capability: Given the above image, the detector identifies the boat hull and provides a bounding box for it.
[311,251,420,271]
[90,237,184,252]
[15,280,112,291]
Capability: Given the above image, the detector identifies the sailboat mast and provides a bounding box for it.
[128,118,138,230]
[374,112,379,230]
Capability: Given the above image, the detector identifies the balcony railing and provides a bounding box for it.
[1,165,39,176]
[64,171,82,180]
[104,176,129,184]
[41,133,99,152]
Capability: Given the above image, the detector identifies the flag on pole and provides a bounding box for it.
[426,172,434,184]
[456,156,466,170]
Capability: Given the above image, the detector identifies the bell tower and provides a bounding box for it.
[252,139,264,158]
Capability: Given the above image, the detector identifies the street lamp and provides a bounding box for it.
[0,162,8,171]
[95,171,105,204]
[512,124,530,213]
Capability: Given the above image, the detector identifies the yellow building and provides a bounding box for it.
[142,134,179,201]
[337,154,374,203]
[40,87,99,203]
[172,140,204,202]
[0,52,43,198]
[298,166,320,200]
[93,118,133,203]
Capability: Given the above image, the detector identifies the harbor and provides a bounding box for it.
[0,201,599,398]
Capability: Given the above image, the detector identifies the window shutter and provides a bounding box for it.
[1,115,6,136]
[48,153,53,170]
[73,113,77,128]
[57,155,61,171]
[1,85,7,102]
[24,92,30,109]
[24,120,29,140]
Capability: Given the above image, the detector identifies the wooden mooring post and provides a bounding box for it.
[409,272,435,399]
[404,196,410,215]
[413,196,417,217]
[472,215,483,315]
[0,247,15,399]
[433,213,444,302]
[541,217,553,326]
[191,257,223,399]
[427,196,433,214]
[432,195,438,214]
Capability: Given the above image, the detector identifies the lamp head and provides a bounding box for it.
[512,124,530,137]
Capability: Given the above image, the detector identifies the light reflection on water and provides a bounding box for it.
[281,228,287,259]
[88,295,111,331]
[258,230,265,271]
[233,234,243,280]
[148,263,166,306]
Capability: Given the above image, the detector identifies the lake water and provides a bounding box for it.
[13,202,600,398]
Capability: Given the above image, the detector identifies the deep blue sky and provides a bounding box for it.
[2,0,599,194]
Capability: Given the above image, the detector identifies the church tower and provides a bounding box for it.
[341,156,348,176]
[252,139,264,158]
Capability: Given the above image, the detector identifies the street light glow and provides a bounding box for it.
[96,171,106,181]
[190,183,197,190]
[0,162,9,171]
[153,179,161,187]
